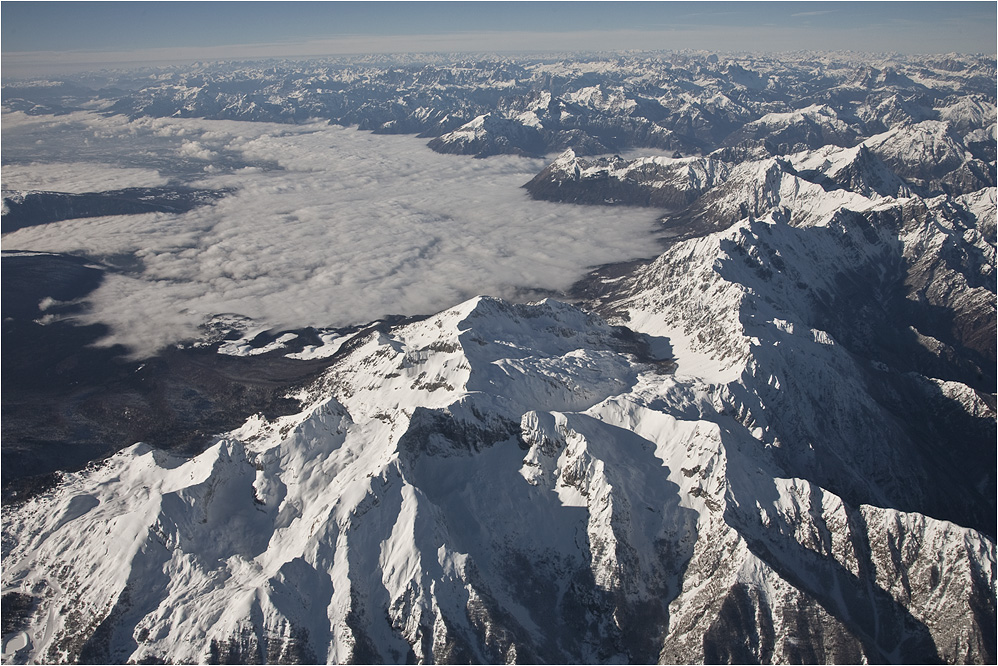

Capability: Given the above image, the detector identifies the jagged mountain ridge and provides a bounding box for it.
[426,113,547,158]
[522,149,732,209]
[524,121,990,226]
[4,52,995,163]
[3,170,996,663]
[718,104,862,157]
[2,294,994,664]
[2,50,996,665]
[588,195,995,530]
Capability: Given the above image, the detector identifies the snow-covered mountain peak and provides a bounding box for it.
[861,120,970,184]
[3,262,994,663]
[329,296,654,429]
[688,154,887,233]
[754,103,841,126]
[562,85,637,115]
[427,113,545,157]
[787,143,913,199]
[2,51,995,666]
[8,275,993,664]
[525,151,732,210]
[863,118,966,158]
[551,147,577,166]
[719,102,862,156]
[0,294,699,663]
[936,94,997,132]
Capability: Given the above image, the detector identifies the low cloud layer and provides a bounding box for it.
[2,162,168,194]
[3,112,662,357]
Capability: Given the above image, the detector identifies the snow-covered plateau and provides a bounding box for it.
[2,50,996,664]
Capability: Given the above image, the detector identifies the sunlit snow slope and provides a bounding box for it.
[3,288,994,663]
[2,51,996,666]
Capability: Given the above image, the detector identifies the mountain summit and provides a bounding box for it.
[2,50,995,665]
[4,292,993,663]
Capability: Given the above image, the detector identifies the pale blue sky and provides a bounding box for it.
[2,2,995,76]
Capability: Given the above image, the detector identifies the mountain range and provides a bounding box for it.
[2,50,995,664]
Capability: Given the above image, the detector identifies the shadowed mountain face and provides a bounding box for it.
[1,296,993,664]
[1,188,225,232]
[1,50,995,664]
[2,252,125,490]
[1,252,354,502]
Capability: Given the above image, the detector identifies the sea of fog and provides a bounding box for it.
[2,110,663,358]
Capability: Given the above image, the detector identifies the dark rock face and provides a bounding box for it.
[1,592,37,636]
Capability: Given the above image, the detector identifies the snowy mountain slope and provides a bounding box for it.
[662,154,887,239]
[786,144,912,199]
[720,104,863,157]
[3,51,997,666]
[2,293,994,664]
[936,95,997,133]
[6,51,993,165]
[657,92,756,153]
[521,86,687,155]
[857,92,936,132]
[965,123,997,163]
[862,120,993,195]
[427,88,686,158]
[525,140,917,238]
[426,113,546,158]
[523,149,732,209]
[589,172,996,535]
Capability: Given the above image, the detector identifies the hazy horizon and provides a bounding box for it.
[3,1,995,78]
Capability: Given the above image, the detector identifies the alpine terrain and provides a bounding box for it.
[2,50,996,664]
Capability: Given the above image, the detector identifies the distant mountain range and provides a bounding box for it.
[2,50,995,664]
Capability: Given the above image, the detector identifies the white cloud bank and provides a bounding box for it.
[3,113,663,357]
[1,162,169,193]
